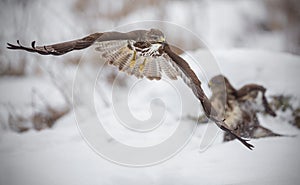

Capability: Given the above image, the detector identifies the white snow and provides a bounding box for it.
[0,49,300,185]
[1,0,300,184]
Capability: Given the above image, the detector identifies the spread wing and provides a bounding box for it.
[6,30,146,56]
[236,84,276,117]
[7,33,104,55]
[7,32,254,150]
[163,43,254,150]
[95,41,192,83]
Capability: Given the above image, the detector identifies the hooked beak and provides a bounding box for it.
[159,36,165,42]
[208,81,212,88]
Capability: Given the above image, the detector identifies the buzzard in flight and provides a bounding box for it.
[7,29,254,150]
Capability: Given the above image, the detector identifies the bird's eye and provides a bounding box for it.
[150,35,159,39]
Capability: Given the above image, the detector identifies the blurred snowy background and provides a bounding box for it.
[2,0,300,54]
[0,0,300,185]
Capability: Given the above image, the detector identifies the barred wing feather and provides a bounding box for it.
[96,43,192,86]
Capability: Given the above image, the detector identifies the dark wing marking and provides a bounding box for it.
[7,33,103,55]
[237,84,276,117]
[6,30,148,56]
[236,84,266,98]
[219,124,254,150]
[262,94,276,117]
[163,43,254,150]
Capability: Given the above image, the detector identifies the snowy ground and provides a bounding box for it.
[0,49,299,185]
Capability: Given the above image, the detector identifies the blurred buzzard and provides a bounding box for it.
[209,75,280,142]
[7,29,254,150]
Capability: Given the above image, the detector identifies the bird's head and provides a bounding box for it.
[209,75,227,94]
[209,75,236,95]
[209,75,225,87]
[143,29,165,43]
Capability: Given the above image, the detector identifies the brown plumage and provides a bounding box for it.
[209,75,280,142]
[7,29,254,150]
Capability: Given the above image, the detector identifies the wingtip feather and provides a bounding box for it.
[7,42,17,49]
[31,41,36,48]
